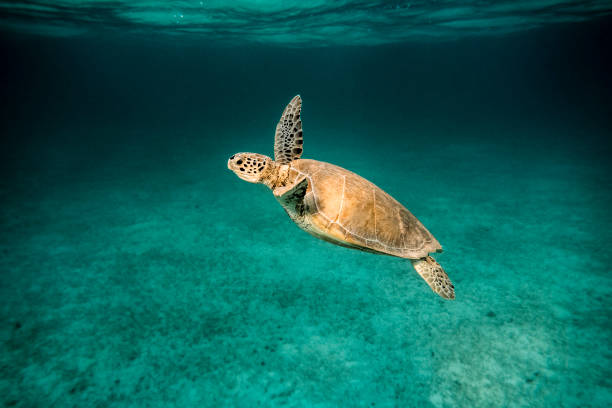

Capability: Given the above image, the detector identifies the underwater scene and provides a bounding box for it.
[1,1,611,407]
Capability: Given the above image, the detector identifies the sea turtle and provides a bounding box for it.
[227,95,454,299]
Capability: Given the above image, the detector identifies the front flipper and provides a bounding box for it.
[274,176,309,217]
[274,95,303,164]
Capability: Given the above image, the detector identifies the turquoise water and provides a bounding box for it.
[1,3,612,407]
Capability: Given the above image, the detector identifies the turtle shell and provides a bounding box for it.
[291,159,442,259]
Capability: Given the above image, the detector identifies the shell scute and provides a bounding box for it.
[310,168,344,221]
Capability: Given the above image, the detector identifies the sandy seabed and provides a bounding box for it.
[1,116,610,407]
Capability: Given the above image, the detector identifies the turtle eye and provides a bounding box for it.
[230,155,235,160]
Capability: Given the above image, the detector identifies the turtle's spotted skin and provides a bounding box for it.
[228,95,454,300]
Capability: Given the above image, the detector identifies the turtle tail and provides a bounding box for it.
[411,256,455,300]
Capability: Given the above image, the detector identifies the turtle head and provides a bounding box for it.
[227,152,273,183]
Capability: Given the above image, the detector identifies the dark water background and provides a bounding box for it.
[1,8,611,408]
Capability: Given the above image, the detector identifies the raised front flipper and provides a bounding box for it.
[274,176,309,218]
[274,95,303,164]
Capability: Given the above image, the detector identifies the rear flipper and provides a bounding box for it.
[411,256,455,300]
